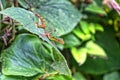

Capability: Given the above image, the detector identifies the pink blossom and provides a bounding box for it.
[103,0,120,15]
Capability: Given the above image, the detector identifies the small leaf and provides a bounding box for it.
[73,28,91,41]
[84,34,92,41]
[95,24,104,32]
[85,3,106,15]
[71,47,87,65]
[18,0,81,36]
[80,21,90,34]
[114,19,119,31]
[85,41,107,58]
[73,28,86,40]
[63,33,81,48]
[17,0,29,9]
[88,23,96,34]
[2,34,71,77]
[79,27,120,74]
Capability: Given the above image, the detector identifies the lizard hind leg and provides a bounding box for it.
[39,28,50,38]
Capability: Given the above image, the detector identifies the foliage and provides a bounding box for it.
[0,0,120,80]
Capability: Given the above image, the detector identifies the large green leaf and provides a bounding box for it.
[79,27,120,74]
[0,7,56,48]
[0,7,45,39]
[1,34,70,77]
[18,0,81,36]
[0,8,36,33]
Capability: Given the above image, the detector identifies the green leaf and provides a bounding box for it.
[0,7,39,35]
[73,72,86,80]
[0,0,6,10]
[0,7,56,48]
[103,71,120,80]
[0,7,49,41]
[18,0,81,36]
[71,47,87,65]
[79,27,120,74]
[47,74,72,80]
[95,24,104,32]
[85,3,106,15]
[88,23,96,34]
[73,28,92,41]
[63,33,81,48]
[85,41,107,58]
[1,34,71,77]
[80,21,90,34]
[73,28,86,40]
[17,0,29,9]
